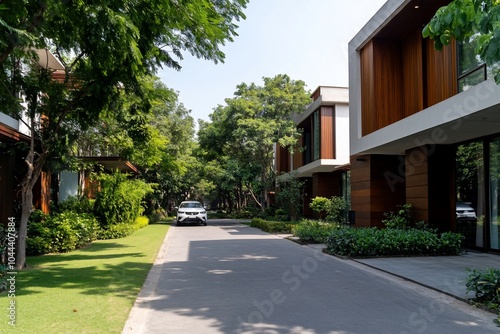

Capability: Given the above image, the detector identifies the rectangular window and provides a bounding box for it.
[458,39,487,92]
[313,110,320,161]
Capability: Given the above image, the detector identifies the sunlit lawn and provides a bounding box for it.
[1,222,170,334]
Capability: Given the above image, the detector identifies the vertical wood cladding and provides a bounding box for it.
[320,106,335,159]
[293,135,304,169]
[361,39,403,136]
[360,30,457,135]
[0,152,16,228]
[33,172,51,214]
[402,30,425,117]
[350,155,405,227]
[276,145,290,174]
[425,39,457,107]
[405,146,430,223]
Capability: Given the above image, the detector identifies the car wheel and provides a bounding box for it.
[203,222,207,226]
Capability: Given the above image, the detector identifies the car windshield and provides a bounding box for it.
[180,202,203,208]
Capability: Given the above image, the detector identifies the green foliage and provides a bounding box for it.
[96,216,149,240]
[292,219,341,243]
[325,227,464,257]
[197,74,311,211]
[250,218,296,234]
[466,268,500,311]
[26,211,99,255]
[382,204,434,231]
[57,195,95,214]
[423,0,500,83]
[0,227,7,291]
[309,196,347,223]
[93,172,154,228]
[275,174,304,221]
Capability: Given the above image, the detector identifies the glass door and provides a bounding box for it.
[489,139,500,250]
[456,141,485,249]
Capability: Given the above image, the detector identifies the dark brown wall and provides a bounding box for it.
[406,145,456,230]
[312,172,342,199]
[406,146,430,222]
[0,152,16,227]
[428,145,456,231]
[350,155,406,227]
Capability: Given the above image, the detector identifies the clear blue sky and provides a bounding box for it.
[157,0,387,124]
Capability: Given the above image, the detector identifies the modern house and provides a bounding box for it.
[276,86,350,217]
[0,50,63,226]
[349,0,500,252]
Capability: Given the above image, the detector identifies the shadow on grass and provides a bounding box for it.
[19,259,153,298]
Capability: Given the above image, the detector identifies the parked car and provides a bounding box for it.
[175,201,208,226]
[456,201,477,221]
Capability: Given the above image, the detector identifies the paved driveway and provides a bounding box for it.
[123,220,498,334]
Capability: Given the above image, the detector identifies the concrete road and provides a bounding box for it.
[123,220,499,334]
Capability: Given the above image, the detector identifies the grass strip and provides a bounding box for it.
[1,222,169,334]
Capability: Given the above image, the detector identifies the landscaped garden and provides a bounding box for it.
[1,222,170,334]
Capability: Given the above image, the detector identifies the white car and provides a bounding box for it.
[176,201,208,226]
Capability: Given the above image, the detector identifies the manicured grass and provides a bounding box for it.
[1,222,169,333]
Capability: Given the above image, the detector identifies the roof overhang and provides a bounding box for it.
[80,156,139,174]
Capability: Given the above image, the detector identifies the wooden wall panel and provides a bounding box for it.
[293,135,304,169]
[373,39,403,128]
[350,155,405,227]
[360,41,375,136]
[361,39,403,135]
[34,172,51,214]
[0,152,16,228]
[426,40,457,107]
[320,106,335,159]
[405,146,430,223]
[402,30,424,117]
[312,172,342,199]
[275,145,290,174]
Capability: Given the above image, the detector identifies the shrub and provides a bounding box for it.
[292,219,341,243]
[250,218,296,233]
[309,196,347,223]
[382,204,433,231]
[275,174,304,221]
[26,211,99,255]
[466,268,500,310]
[325,227,463,257]
[96,216,149,240]
[93,172,154,228]
[57,195,95,214]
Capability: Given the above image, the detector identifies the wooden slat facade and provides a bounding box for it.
[360,29,457,136]
[320,106,335,159]
[350,155,406,227]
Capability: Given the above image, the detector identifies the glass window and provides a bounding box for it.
[458,38,487,92]
[456,141,484,249]
[489,139,500,250]
[313,110,320,161]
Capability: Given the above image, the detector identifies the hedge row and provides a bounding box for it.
[325,227,464,257]
[250,218,296,233]
[292,220,341,243]
[27,211,150,255]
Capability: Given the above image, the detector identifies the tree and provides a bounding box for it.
[198,74,310,211]
[0,0,248,269]
[422,0,500,82]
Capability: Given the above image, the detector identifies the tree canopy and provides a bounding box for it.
[0,0,248,269]
[423,0,500,82]
[198,74,310,211]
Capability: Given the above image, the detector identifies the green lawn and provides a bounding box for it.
[1,222,170,334]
